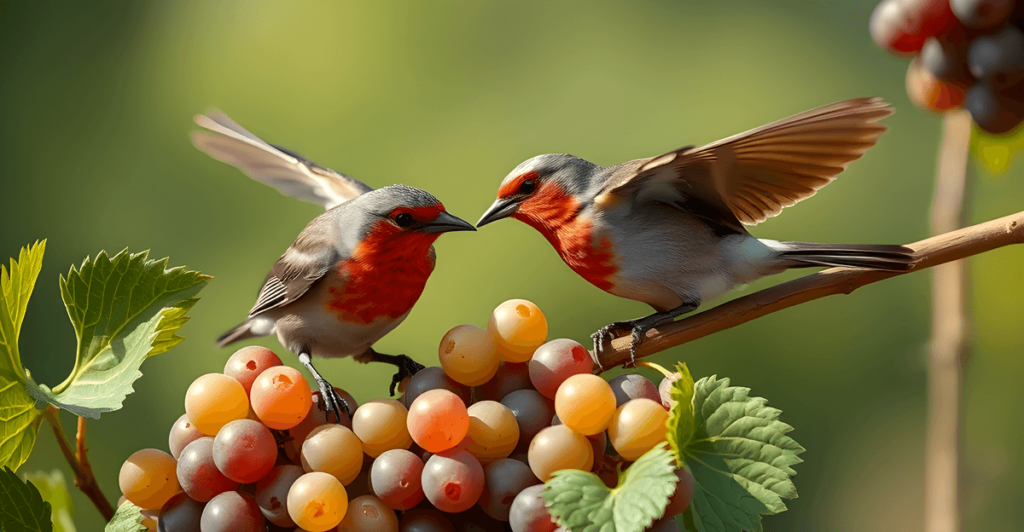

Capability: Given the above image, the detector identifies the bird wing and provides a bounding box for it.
[248,233,340,317]
[597,97,893,228]
[192,110,374,210]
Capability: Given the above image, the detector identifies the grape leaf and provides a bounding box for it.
[22,470,75,532]
[543,445,677,532]
[0,465,52,532]
[103,502,145,532]
[25,249,210,419]
[683,376,804,532]
[0,242,46,471]
[665,362,695,466]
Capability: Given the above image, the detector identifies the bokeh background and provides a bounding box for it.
[2,1,1021,530]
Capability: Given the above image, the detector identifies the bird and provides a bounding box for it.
[476,97,916,365]
[192,110,475,421]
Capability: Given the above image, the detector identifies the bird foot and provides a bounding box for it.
[314,377,352,422]
[389,355,425,397]
[591,321,636,363]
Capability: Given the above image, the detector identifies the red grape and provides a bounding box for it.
[478,458,539,521]
[508,485,557,532]
[256,464,304,527]
[529,339,593,399]
[224,346,283,395]
[176,437,239,502]
[201,491,265,532]
[213,419,277,484]
[371,449,425,511]
[421,450,485,513]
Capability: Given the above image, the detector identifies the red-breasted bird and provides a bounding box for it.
[193,111,474,420]
[477,98,915,364]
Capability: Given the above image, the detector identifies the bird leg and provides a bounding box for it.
[297,351,352,422]
[357,348,426,397]
[592,298,700,367]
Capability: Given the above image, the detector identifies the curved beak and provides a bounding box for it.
[421,211,477,234]
[476,198,519,227]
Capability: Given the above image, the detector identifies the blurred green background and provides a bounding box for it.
[2,1,1021,530]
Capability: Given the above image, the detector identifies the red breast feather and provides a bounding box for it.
[513,183,618,291]
[326,211,441,324]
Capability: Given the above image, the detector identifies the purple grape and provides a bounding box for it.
[421,450,485,513]
[476,362,532,402]
[372,448,426,511]
[952,0,1015,28]
[254,464,303,527]
[157,492,203,532]
[400,508,457,531]
[168,414,204,460]
[608,374,661,407]
[212,419,277,484]
[508,485,557,532]
[405,366,471,406]
[500,390,555,451]
[968,25,1024,78]
[965,81,1024,134]
[200,491,265,532]
[176,437,239,502]
[478,458,540,521]
[646,517,681,532]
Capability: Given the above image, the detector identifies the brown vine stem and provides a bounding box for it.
[925,110,972,532]
[42,407,115,521]
[592,207,1024,370]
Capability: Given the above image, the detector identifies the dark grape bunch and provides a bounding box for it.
[115,299,694,532]
[871,0,1024,134]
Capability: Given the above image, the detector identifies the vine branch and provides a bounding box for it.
[593,207,1024,370]
[43,407,115,521]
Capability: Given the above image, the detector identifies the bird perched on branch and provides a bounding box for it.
[477,97,915,364]
[193,111,474,421]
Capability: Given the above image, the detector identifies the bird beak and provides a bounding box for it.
[421,211,477,234]
[476,198,519,227]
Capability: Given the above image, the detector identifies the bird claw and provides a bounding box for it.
[591,321,636,363]
[315,378,352,422]
[389,355,425,397]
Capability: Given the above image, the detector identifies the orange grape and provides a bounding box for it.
[250,366,313,430]
[554,374,615,436]
[185,374,249,436]
[301,424,364,485]
[338,495,399,532]
[527,425,593,482]
[465,401,520,463]
[118,448,181,510]
[223,345,283,395]
[287,472,348,531]
[353,399,412,458]
[407,389,469,454]
[438,325,500,386]
[487,299,547,362]
[607,398,669,461]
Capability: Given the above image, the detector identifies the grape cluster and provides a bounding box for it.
[870,0,1024,133]
[115,300,695,531]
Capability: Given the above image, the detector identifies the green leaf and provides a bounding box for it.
[103,502,146,532]
[665,362,695,466]
[0,242,47,471]
[22,470,75,532]
[543,445,678,532]
[0,465,52,532]
[25,249,210,419]
[683,376,805,532]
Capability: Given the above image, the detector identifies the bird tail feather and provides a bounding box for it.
[773,241,917,272]
[216,321,258,348]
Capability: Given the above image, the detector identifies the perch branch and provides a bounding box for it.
[592,207,1024,370]
[924,110,971,532]
[42,407,115,521]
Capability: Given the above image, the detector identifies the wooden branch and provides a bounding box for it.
[924,110,971,532]
[592,207,1024,370]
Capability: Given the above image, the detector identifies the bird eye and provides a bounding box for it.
[520,179,536,194]
[395,212,415,227]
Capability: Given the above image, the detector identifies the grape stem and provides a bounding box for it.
[591,206,1024,369]
[43,406,115,521]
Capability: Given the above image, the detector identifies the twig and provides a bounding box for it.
[592,208,1024,369]
[925,110,971,532]
[42,407,115,521]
